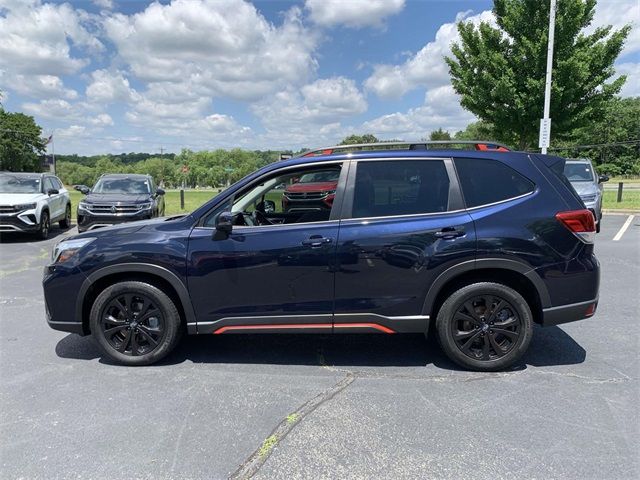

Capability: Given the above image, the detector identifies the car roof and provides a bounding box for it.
[565,158,592,164]
[98,173,150,179]
[0,171,45,178]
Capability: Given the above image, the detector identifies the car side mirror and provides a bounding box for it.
[47,188,59,195]
[156,188,165,196]
[75,185,90,194]
[598,175,609,183]
[215,211,234,235]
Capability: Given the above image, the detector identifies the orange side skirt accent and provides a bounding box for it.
[213,323,396,334]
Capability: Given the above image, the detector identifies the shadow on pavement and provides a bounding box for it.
[0,225,74,244]
[55,324,585,370]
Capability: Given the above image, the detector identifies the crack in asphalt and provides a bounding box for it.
[229,373,355,480]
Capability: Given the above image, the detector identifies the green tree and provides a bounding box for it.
[454,121,500,142]
[0,108,46,171]
[429,128,452,141]
[339,134,379,145]
[446,0,631,150]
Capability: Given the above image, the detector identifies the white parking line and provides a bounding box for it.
[613,215,634,241]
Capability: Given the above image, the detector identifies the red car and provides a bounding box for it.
[282,170,339,213]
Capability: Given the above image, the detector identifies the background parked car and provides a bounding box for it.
[564,158,608,232]
[75,173,165,232]
[0,172,71,239]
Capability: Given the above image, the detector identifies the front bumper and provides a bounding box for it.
[43,264,86,335]
[541,298,598,327]
[0,209,39,232]
[77,210,152,231]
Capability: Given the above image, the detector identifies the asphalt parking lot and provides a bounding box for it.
[1,214,638,480]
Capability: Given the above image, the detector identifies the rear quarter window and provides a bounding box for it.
[454,158,534,208]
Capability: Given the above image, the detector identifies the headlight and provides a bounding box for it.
[14,203,36,211]
[137,202,152,210]
[51,237,96,263]
[78,202,90,211]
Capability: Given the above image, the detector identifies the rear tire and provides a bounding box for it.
[59,204,71,229]
[90,281,182,366]
[436,282,533,371]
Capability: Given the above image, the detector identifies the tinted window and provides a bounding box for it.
[454,158,534,208]
[52,177,63,189]
[564,163,594,182]
[43,178,55,192]
[0,175,41,193]
[93,177,151,194]
[352,160,450,218]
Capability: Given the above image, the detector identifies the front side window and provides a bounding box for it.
[93,178,151,194]
[0,175,42,194]
[351,160,450,218]
[203,164,342,227]
[454,158,535,208]
[43,178,55,192]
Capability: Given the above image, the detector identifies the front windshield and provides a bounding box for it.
[564,163,595,182]
[92,178,150,194]
[0,175,42,193]
[297,171,340,183]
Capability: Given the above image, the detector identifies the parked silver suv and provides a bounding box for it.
[0,172,71,239]
[563,158,608,232]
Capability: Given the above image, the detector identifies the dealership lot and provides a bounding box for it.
[0,215,638,479]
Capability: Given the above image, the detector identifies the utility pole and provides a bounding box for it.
[539,0,557,154]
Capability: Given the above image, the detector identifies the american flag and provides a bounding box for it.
[44,134,53,145]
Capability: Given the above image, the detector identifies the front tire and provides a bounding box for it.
[436,282,533,371]
[38,210,50,240]
[90,281,182,366]
[59,204,71,229]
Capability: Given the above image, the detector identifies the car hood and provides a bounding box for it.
[286,181,337,193]
[81,193,152,204]
[72,214,192,240]
[570,182,598,196]
[0,193,44,204]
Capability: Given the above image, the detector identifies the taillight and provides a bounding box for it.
[555,209,596,243]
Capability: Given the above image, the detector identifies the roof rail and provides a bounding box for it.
[297,140,511,158]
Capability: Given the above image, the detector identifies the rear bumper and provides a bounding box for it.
[541,298,598,327]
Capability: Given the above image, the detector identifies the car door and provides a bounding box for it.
[187,161,347,334]
[43,177,62,220]
[333,157,477,334]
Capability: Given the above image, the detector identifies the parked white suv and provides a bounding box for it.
[0,172,71,239]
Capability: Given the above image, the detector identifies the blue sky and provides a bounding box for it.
[0,0,638,155]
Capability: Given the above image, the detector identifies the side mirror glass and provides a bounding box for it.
[156,188,165,196]
[215,211,234,234]
[47,188,59,195]
[598,175,609,183]
[75,185,90,194]
[257,200,276,214]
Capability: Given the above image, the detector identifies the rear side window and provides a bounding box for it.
[352,160,450,218]
[454,158,534,208]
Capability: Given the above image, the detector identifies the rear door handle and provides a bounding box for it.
[434,227,465,239]
[302,236,333,248]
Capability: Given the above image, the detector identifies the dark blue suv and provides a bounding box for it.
[43,142,599,371]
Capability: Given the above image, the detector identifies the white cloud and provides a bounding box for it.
[591,0,640,56]
[103,0,318,101]
[22,99,78,120]
[89,113,114,127]
[253,77,366,128]
[6,74,77,100]
[364,10,494,99]
[92,0,114,10]
[0,0,102,76]
[85,69,137,103]
[361,85,475,139]
[305,0,405,29]
[616,62,640,97]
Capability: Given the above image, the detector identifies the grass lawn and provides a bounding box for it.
[602,190,640,210]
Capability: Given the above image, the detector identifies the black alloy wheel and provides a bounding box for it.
[436,282,533,371]
[100,293,166,357]
[38,211,50,240]
[451,295,521,361]
[90,281,182,365]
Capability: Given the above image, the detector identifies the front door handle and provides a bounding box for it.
[434,227,465,239]
[302,236,333,248]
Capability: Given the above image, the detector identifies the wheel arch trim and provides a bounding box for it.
[76,263,197,331]
[421,258,551,316]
